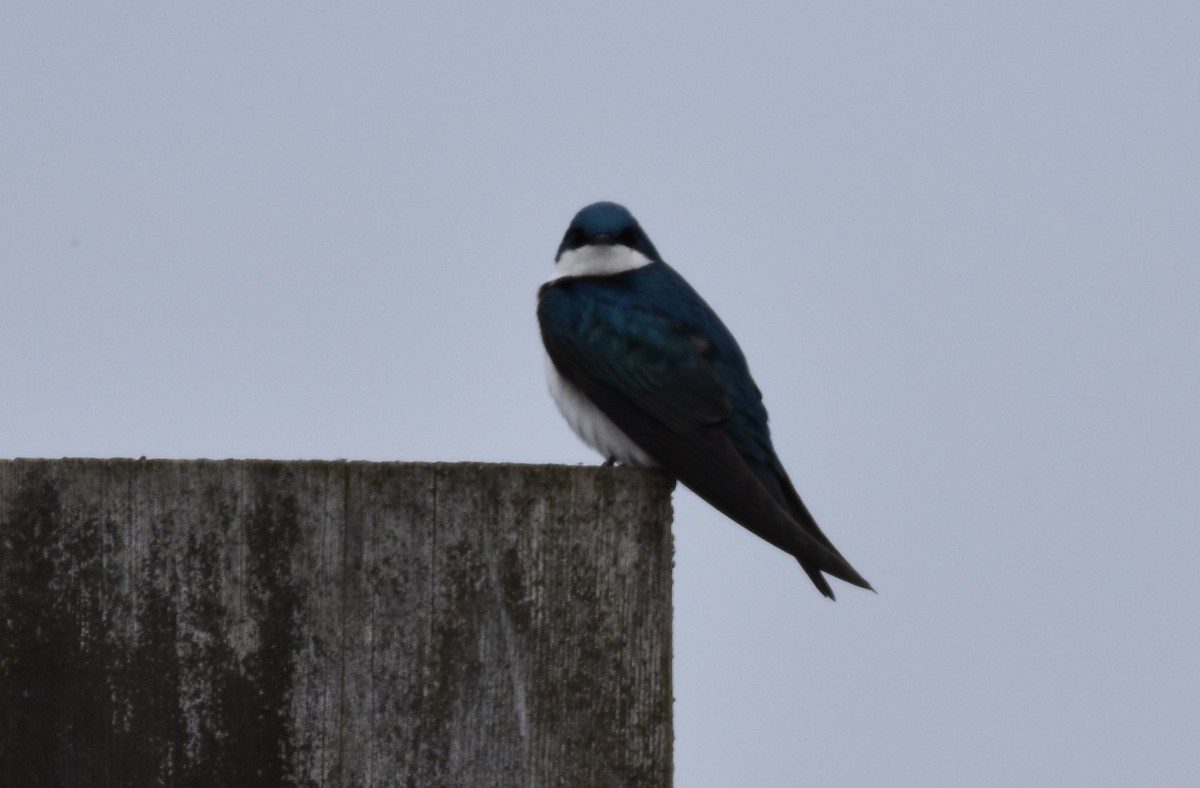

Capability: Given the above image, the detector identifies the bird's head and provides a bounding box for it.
[554,201,662,277]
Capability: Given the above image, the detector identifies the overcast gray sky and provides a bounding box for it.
[4,4,1198,786]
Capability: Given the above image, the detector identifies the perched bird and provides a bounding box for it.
[537,201,871,599]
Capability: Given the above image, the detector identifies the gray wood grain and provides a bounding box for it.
[0,459,675,787]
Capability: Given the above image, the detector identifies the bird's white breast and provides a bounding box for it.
[543,352,656,467]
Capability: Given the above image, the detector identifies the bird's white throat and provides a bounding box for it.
[553,244,653,280]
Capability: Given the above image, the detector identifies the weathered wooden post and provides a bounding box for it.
[0,459,674,787]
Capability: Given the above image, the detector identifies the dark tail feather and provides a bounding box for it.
[801,550,874,601]
[763,462,873,598]
[801,562,837,599]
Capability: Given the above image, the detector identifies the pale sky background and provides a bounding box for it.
[4,4,1199,786]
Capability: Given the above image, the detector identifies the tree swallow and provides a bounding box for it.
[537,201,872,599]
